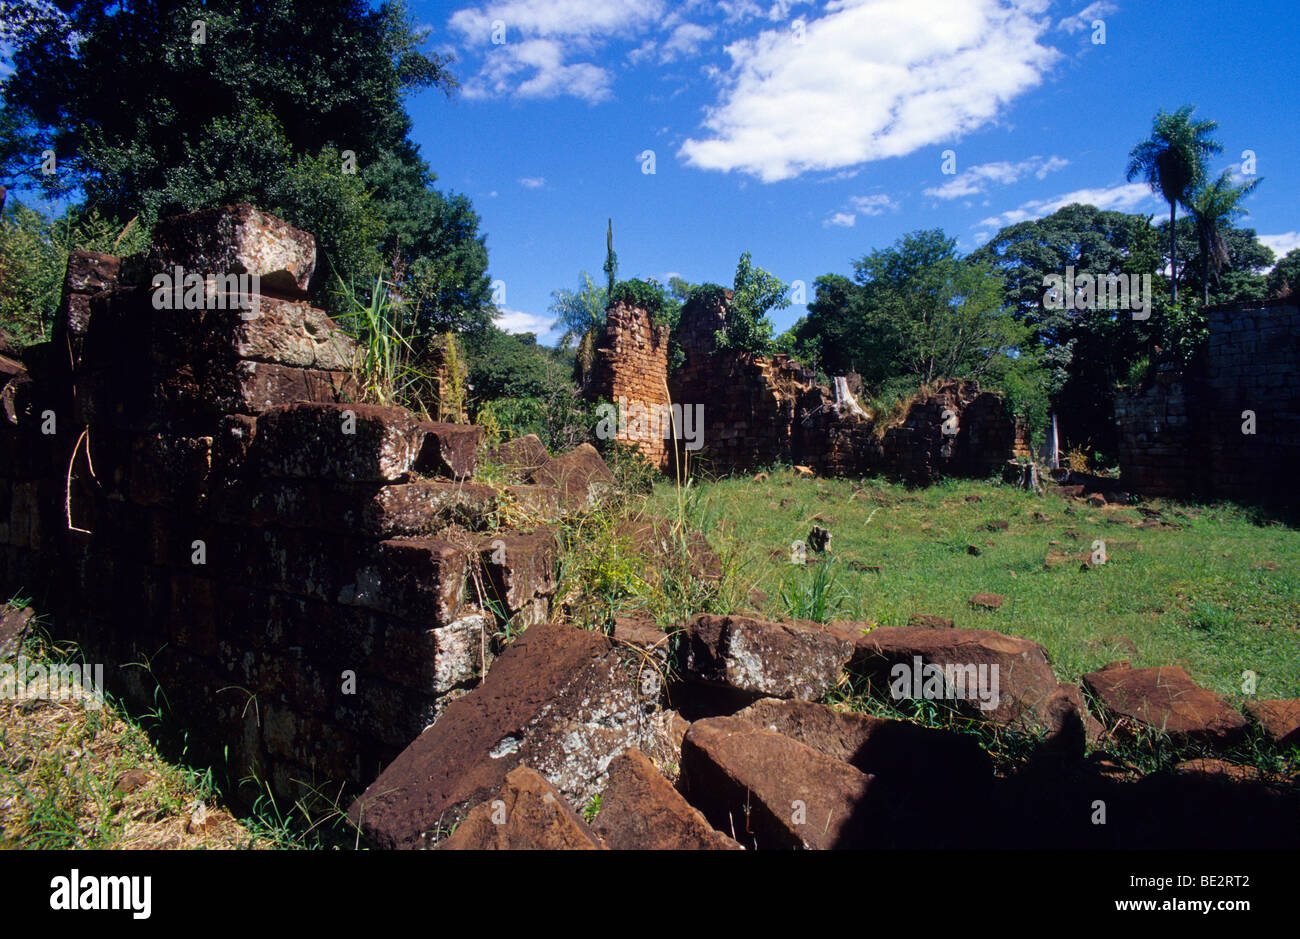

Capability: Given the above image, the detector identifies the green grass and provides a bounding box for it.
[0,600,354,850]
[638,468,1300,704]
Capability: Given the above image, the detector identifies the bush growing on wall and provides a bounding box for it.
[0,199,148,348]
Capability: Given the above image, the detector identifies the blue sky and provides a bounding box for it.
[406,0,1300,344]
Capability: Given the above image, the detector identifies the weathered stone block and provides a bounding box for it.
[680,716,883,849]
[683,613,856,701]
[437,766,604,850]
[252,403,427,481]
[343,537,467,625]
[851,626,1060,730]
[348,622,656,850]
[1083,666,1247,746]
[136,204,316,297]
[477,529,558,619]
[593,748,740,850]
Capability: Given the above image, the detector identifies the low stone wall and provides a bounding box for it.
[0,205,564,803]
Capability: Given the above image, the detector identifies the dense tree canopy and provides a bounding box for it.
[1,0,492,329]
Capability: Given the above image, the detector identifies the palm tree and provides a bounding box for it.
[1189,170,1262,306]
[549,271,608,386]
[1126,106,1222,304]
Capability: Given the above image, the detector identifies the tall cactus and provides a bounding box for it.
[604,218,618,298]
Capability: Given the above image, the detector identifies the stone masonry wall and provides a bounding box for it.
[0,205,561,805]
[587,300,673,470]
[1116,296,1300,508]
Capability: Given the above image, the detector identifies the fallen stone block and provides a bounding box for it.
[348,622,657,849]
[682,613,856,701]
[968,593,1004,611]
[1082,665,1247,747]
[679,716,882,849]
[611,613,670,665]
[851,626,1061,730]
[732,698,991,798]
[490,433,551,477]
[592,749,740,850]
[531,443,614,512]
[1038,683,1105,760]
[437,766,603,850]
[1245,699,1300,747]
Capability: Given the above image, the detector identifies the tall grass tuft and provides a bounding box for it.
[333,274,434,416]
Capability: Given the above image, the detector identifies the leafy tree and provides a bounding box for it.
[1186,171,1264,306]
[794,274,862,374]
[0,196,147,348]
[718,251,788,355]
[973,206,1161,452]
[1162,216,1271,309]
[1,0,491,330]
[852,229,1027,385]
[1126,105,1222,304]
[1267,248,1300,297]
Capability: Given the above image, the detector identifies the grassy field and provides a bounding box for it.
[625,469,1300,705]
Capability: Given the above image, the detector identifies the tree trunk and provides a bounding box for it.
[1169,201,1178,305]
[1200,224,1210,307]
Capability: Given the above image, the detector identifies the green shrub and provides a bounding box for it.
[610,278,681,331]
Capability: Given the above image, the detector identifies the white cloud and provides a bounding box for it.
[450,0,665,41]
[463,37,615,103]
[1057,1,1117,34]
[660,22,714,62]
[518,176,546,189]
[1259,232,1300,266]
[976,182,1156,230]
[450,0,666,102]
[495,308,555,337]
[850,193,898,215]
[680,0,1061,182]
[823,192,897,227]
[924,155,1068,199]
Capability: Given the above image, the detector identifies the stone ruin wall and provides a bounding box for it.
[1115,296,1300,508]
[0,205,564,804]
[589,290,1018,482]
[586,300,673,470]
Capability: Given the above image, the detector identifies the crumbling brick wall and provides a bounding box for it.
[587,300,673,469]
[657,292,1016,480]
[1115,297,1300,508]
[0,205,560,804]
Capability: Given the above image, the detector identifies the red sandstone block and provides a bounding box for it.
[416,421,480,479]
[342,537,467,625]
[380,611,495,696]
[136,204,316,298]
[130,433,212,510]
[476,529,558,619]
[252,403,428,482]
